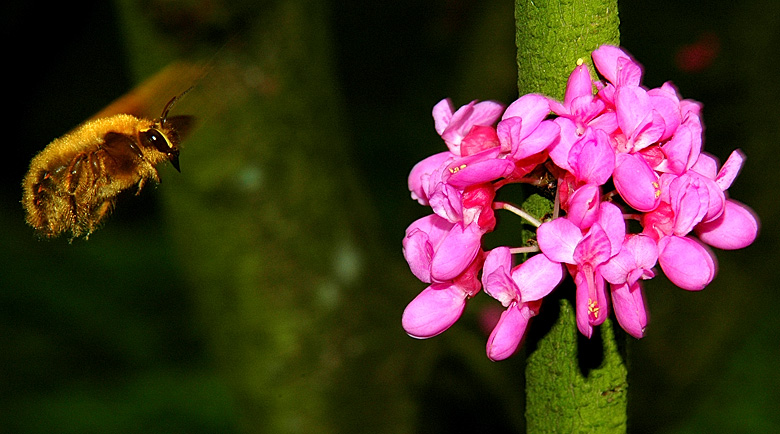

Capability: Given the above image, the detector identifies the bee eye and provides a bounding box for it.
[142,128,173,153]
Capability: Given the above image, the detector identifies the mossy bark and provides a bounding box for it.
[515,0,620,100]
[514,1,628,432]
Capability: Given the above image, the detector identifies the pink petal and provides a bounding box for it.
[632,110,667,152]
[686,172,726,224]
[568,128,615,185]
[428,182,463,223]
[403,214,452,282]
[441,100,505,153]
[574,268,608,338]
[690,152,719,179]
[537,218,583,264]
[482,247,518,306]
[600,234,658,285]
[563,63,595,109]
[513,253,565,302]
[590,111,619,135]
[496,116,522,154]
[611,281,648,339]
[616,86,653,139]
[430,222,482,281]
[402,283,468,338]
[502,94,551,137]
[566,183,601,229]
[695,199,759,250]
[573,224,613,266]
[600,247,634,285]
[597,202,627,256]
[482,246,512,277]
[668,174,710,235]
[444,153,515,189]
[486,302,538,361]
[658,235,717,291]
[548,117,577,171]
[613,153,661,212]
[408,152,452,205]
[468,100,506,127]
[592,45,643,86]
[647,86,682,141]
[628,234,660,271]
[510,120,560,160]
[432,99,454,136]
[714,149,746,191]
[658,122,696,174]
[460,125,500,156]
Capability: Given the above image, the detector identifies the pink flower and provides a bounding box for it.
[613,153,661,212]
[481,247,564,360]
[549,63,607,133]
[601,235,658,338]
[614,85,667,153]
[592,45,643,88]
[402,44,759,358]
[695,199,759,250]
[403,254,484,338]
[402,214,482,283]
[567,128,615,186]
[494,94,561,180]
[653,110,703,175]
[537,202,625,337]
[433,99,505,155]
[657,235,716,291]
[565,183,601,229]
[408,152,451,206]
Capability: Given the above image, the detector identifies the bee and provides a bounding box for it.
[22,92,193,240]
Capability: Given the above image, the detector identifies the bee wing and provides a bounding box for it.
[165,115,196,143]
[88,63,205,121]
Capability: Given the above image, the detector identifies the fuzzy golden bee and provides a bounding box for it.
[22,95,193,240]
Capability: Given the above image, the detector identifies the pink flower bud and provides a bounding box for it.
[611,281,648,339]
[658,235,717,291]
[565,183,601,229]
[613,153,661,212]
[695,199,759,250]
[486,301,540,361]
[402,283,469,338]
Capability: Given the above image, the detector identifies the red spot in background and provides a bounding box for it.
[675,32,721,73]
[478,303,503,336]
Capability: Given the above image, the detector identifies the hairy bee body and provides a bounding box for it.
[22,100,191,239]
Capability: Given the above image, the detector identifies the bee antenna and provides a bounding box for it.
[160,86,193,125]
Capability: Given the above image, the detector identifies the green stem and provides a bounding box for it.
[514,1,628,432]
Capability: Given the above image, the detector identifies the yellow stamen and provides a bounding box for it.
[449,164,467,174]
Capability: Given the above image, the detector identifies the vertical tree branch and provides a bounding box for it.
[113,1,417,433]
[514,1,628,432]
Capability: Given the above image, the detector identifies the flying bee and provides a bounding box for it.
[22,92,193,240]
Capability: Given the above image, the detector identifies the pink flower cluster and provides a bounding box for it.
[401,45,759,361]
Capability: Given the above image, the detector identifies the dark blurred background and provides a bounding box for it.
[2,0,778,433]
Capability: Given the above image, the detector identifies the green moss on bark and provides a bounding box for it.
[514,1,628,432]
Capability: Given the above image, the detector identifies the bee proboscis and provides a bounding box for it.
[22,92,193,240]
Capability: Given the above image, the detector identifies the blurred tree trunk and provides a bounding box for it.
[114,1,417,432]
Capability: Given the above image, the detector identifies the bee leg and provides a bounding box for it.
[86,199,115,235]
[66,152,106,239]
[135,178,147,195]
[27,169,59,236]
[65,152,91,197]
